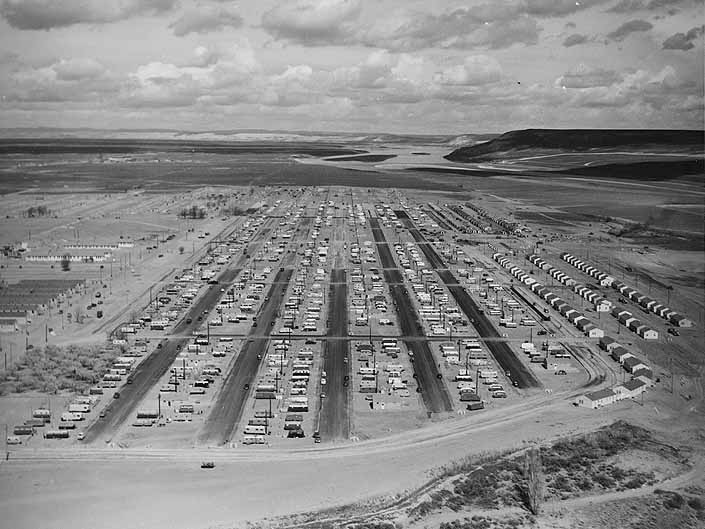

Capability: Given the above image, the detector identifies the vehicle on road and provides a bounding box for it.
[113,392,120,399]
[668,328,680,336]
[201,461,215,469]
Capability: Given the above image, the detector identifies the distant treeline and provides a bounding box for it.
[24,205,51,217]
[178,205,206,219]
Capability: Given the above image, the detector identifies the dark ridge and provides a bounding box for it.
[323,154,397,162]
[544,159,704,180]
[445,129,704,162]
[0,138,363,157]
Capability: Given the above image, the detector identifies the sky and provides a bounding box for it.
[0,0,703,134]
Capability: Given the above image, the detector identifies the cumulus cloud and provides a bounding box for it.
[52,58,106,81]
[435,56,502,85]
[446,17,541,49]
[662,25,704,50]
[6,57,115,102]
[119,40,261,108]
[557,65,623,88]
[358,9,541,51]
[606,19,653,41]
[606,0,646,12]
[261,0,362,45]
[563,33,589,47]
[169,5,243,36]
[562,65,690,109]
[524,0,613,17]
[0,0,177,30]
[261,0,614,50]
[607,0,700,12]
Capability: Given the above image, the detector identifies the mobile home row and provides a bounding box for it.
[493,253,604,338]
[561,253,693,328]
[527,254,612,311]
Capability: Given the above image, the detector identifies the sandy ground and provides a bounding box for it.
[1,380,702,529]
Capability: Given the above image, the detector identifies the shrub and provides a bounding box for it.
[688,497,704,511]
[592,473,616,489]
[663,492,685,510]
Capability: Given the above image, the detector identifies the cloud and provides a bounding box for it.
[52,58,106,81]
[169,5,243,36]
[0,0,177,30]
[562,65,690,109]
[188,46,220,68]
[118,40,261,108]
[359,9,541,51]
[435,56,502,85]
[607,0,701,12]
[261,0,362,45]
[563,33,589,46]
[261,0,613,50]
[524,0,613,17]
[557,65,623,88]
[662,25,704,50]
[445,17,541,49]
[6,57,116,102]
[606,19,653,41]
[606,0,646,12]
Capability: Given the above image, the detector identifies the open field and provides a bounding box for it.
[0,133,702,529]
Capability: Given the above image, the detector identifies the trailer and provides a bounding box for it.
[44,430,70,439]
[32,409,51,421]
[13,425,34,436]
[244,425,266,435]
[242,435,266,445]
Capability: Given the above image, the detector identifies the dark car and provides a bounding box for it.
[113,392,120,399]
[668,328,680,336]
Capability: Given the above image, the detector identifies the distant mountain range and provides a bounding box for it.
[444,128,704,162]
[0,127,486,147]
